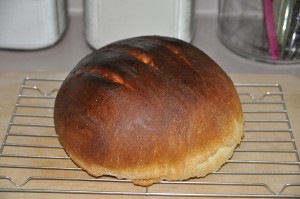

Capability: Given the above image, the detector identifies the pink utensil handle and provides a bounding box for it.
[263,0,280,60]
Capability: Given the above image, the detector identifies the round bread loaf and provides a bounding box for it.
[54,36,244,186]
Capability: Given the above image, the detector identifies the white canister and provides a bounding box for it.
[0,0,68,50]
[84,0,195,49]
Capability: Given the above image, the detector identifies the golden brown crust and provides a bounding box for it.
[54,36,244,186]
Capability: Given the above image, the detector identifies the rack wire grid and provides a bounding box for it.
[0,77,299,198]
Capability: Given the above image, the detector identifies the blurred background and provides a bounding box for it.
[0,0,299,76]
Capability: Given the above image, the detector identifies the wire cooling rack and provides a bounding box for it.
[0,77,299,198]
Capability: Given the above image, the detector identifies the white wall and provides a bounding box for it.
[195,0,218,15]
[68,0,219,16]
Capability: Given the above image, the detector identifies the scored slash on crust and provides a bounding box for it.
[127,50,157,69]
[88,67,134,89]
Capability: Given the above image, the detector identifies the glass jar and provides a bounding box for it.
[218,0,300,64]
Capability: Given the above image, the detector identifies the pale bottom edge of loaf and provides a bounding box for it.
[68,142,238,187]
[131,143,238,186]
[68,120,243,187]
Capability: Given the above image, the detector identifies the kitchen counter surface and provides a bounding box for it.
[0,72,299,198]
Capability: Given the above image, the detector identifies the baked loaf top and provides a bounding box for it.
[54,36,244,186]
